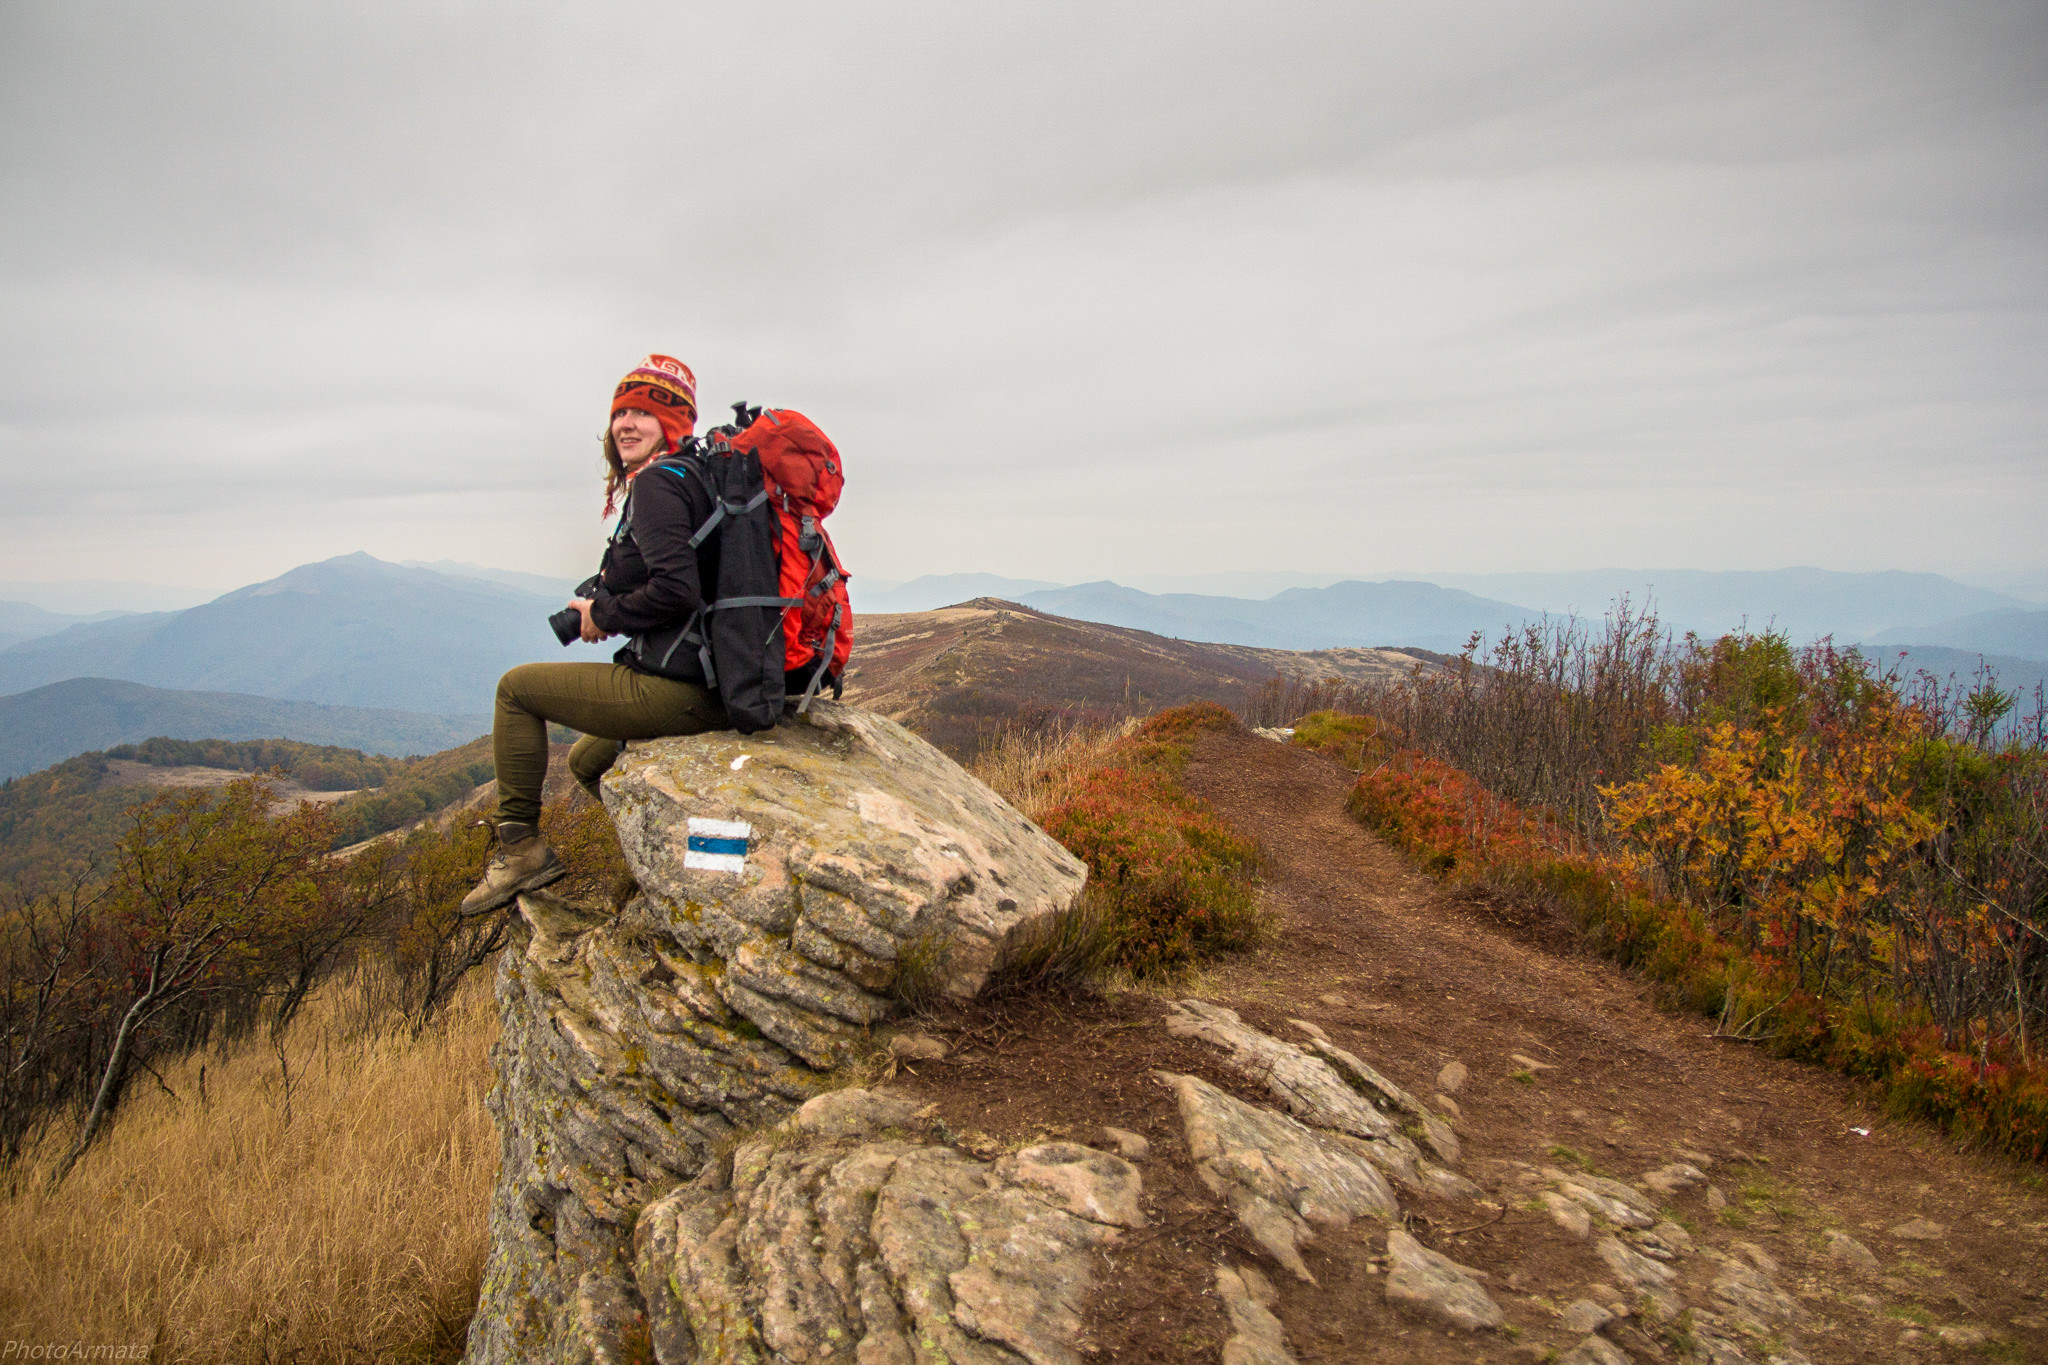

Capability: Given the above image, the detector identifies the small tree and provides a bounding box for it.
[0,871,109,1168]
[389,819,497,1028]
[47,778,330,1188]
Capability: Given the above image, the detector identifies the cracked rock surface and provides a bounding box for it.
[636,1092,1139,1365]
[1161,999,1472,1196]
[1158,1069,1399,1283]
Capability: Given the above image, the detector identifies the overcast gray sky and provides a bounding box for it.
[2,2,2043,598]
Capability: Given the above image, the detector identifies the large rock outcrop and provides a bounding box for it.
[637,1092,1143,1365]
[466,703,1088,1364]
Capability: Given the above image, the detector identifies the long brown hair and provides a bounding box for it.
[601,426,679,517]
[601,428,631,513]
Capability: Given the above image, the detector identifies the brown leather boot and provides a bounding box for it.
[458,822,566,916]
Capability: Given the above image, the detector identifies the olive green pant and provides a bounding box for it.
[492,662,728,826]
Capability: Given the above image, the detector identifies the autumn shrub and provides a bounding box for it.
[1335,616,2048,1162]
[1288,711,1397,770]
[974,702,1270,979]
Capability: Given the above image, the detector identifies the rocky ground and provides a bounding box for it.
[879,727,2048,1364]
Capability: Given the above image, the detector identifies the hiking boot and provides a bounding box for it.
[459,822,566,916]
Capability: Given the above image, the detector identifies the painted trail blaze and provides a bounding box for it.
[684,816,750,873]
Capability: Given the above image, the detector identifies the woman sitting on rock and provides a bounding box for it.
[460,354,729,916]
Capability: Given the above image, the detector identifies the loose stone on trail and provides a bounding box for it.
[1541,1190,1592,1239]
[1100,1125,1150,1162]
[1710,1252,1804,1333]
[1214,1262,1297,1365]
[1645,1220,1696,1257]
[1437,1060,1469,1093]
[1888,1215,1947,1241]
[886,1031,948,1062]
[1162,1000,1475,1197]
[1594,1233,1683,1319]
[1383,1228,1505,1332]
[1158,1069,1399,1283]
[1640,1160,1708,1194]
[1824,1228,1882,1275]
[1560,1336,1632,1365]
[1164,1000,1402,1142]
[1546,1168,1658,1230]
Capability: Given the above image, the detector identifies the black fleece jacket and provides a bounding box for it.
[590,455,722,674]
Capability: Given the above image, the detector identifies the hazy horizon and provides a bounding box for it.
[6,554,2046,619]
[3,4,2043,593]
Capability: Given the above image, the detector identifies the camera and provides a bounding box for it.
[549,576,603,646]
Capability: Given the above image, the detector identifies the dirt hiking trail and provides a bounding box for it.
[889,728,2048,1364]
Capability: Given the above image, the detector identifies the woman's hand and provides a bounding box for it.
[571,597,612,644]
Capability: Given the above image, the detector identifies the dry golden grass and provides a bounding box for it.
[967,717,1138,821]
[0,965,498,1363]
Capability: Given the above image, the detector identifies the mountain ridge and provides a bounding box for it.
[0,677,489,781]
[1014,578,1541,652]
[0,553,615,711]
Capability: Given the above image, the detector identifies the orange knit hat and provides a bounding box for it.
[611,354,698,451]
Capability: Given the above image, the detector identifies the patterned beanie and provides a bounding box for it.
[611,354,698,451]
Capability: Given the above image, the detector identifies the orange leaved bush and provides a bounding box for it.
[984,702,1269,978]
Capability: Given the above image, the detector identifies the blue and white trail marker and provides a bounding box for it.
[684,817,751,874]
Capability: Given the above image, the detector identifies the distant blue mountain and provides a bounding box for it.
[1401,568,2025,642]
[1868,608,2048,664]
[7,554,2035,718]
[0,676,489,781]
[1018,579,1540,652]
[402,559,582,601]
[852,574,1067,614]
[0,553,614,712]
[1018,582,1286,645]
[0,600,130,652]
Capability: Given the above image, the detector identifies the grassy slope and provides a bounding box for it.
[0,969,497,1361]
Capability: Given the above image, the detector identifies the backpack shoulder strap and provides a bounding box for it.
[685,454,772,550]
[615,451,713,544]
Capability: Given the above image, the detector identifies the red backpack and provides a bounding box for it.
[724,404,854,695]
[663,403,851,730]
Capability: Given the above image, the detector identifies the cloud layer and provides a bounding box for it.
[2,2,2042,593]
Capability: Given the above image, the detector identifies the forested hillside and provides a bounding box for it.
[0,736,495,890]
